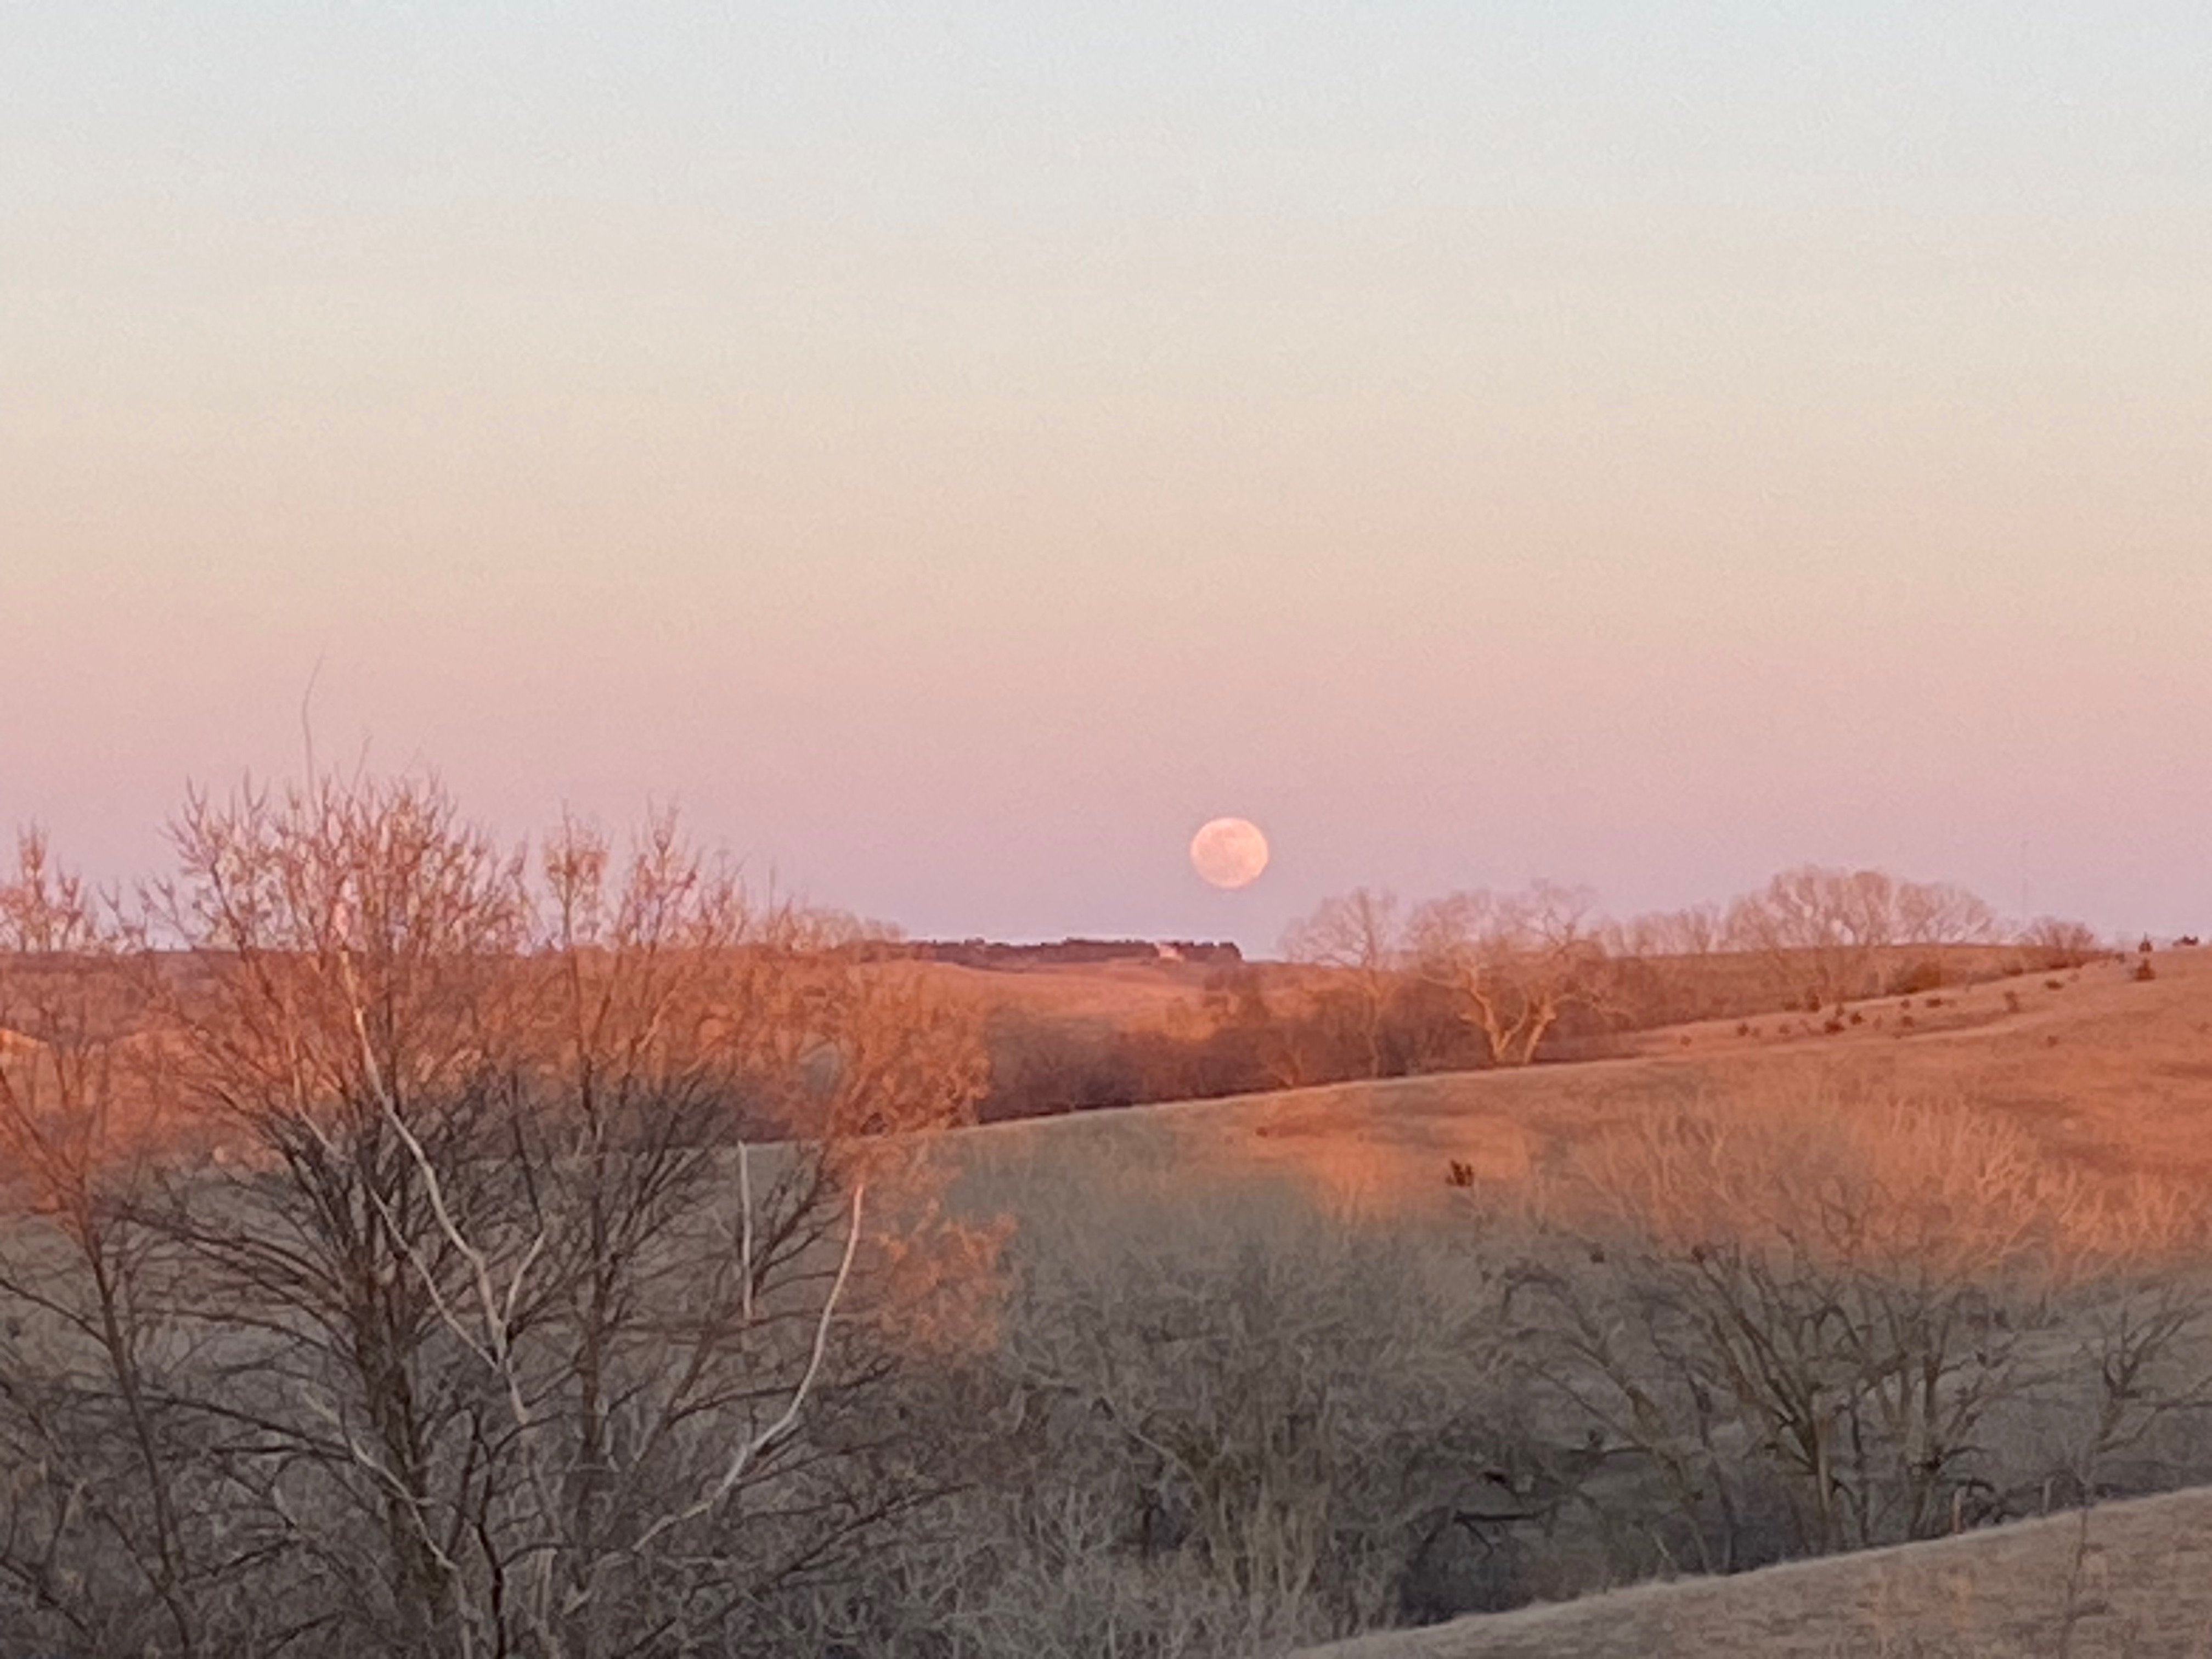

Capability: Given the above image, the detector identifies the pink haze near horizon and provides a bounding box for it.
[3,3,2209,951]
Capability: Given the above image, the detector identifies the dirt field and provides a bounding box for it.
[1296,1485,2212,1659]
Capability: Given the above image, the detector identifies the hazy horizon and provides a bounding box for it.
[5,3,2208,950]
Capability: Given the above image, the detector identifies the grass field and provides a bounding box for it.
[1296,1485,2212,1659]
[949,945,2212,1216]
[931,945,2212,1658]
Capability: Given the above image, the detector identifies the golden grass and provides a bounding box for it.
[937,949,2212,1659]
[1295,1486,2212,1659]
[951,949,2212,1228]
[911,958,1226,1026]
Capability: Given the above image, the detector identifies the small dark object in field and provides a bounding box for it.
[2046,1034,2061,1047]
[2140,935,2155,955]
[1736,1022,1751,1037]
[1900,1014,1917,1029]
[2178,934,2202,947]
[1446,1159,1477,1188]
[2133,959,2158,982]
[2005,990,2022,1013]
[2045,978,2064,991]
[1848,1010,1865,1026]
[1899,998,1914,1009]
[1822,1018,1845,1035]
[1679,1035,1692,1047]
[1923,996,1946,1008]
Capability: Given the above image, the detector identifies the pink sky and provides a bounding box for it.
[4,5,2209,949]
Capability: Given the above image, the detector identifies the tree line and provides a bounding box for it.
[976,869,2104,1119]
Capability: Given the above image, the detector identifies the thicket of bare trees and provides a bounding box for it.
[782,1110,2212,1657]
[1506,1091,2212,1582]
[1260,866,2072,1083]
[1720,866,1999,1007]
[972,867,2097,1118]
[1267,882,1617,1084]
[0,780,990,1658]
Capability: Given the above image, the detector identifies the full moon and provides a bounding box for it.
[1189,817,1271,890]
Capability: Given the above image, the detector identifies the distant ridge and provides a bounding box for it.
[887,938,1244,970]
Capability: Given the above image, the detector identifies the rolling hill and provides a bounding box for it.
[940,945,2212,1659]
[1296,1484,2212,1659]
[949,945,2212,1216]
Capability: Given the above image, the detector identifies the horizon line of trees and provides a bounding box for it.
[1271,865,2111,1074]
[976,870,2110,1119]
[0,787,2114,1126]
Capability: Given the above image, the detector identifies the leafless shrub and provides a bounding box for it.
[964,1182,1525,1645]
[2022,918,2103,972]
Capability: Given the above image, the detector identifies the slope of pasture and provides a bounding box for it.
[918,940,2045,1046]
[1294,1485,2212,1659]
[933,950,2212,1659]
[947,949,2212,1214]
[913,957,1226,1026]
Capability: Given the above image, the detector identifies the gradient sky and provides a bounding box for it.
[4,2,2209,949]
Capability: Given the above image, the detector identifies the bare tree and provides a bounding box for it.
[1724,866,1894,1006]
[1517,1093,2096,1566]
[1724,866,1996,1007]
[1891,880,1996,949]
[1279,890,1404,1080]
[137,776,543,1654]
[1605,903,1726,962]
[41,774,998,1659]
[0,833,203,1656]
[1407,883,1606,1068]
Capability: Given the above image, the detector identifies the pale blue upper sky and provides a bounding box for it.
[4,3,2209,945]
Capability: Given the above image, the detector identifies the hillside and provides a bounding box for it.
[939,946,2212,1659]
[1295,1485,2212,1659]
[949,946,2212,1212]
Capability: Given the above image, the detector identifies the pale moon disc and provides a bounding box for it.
[1189,817,1271,890]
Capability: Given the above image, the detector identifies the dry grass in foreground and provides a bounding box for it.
[1296,1485,2212,1659]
